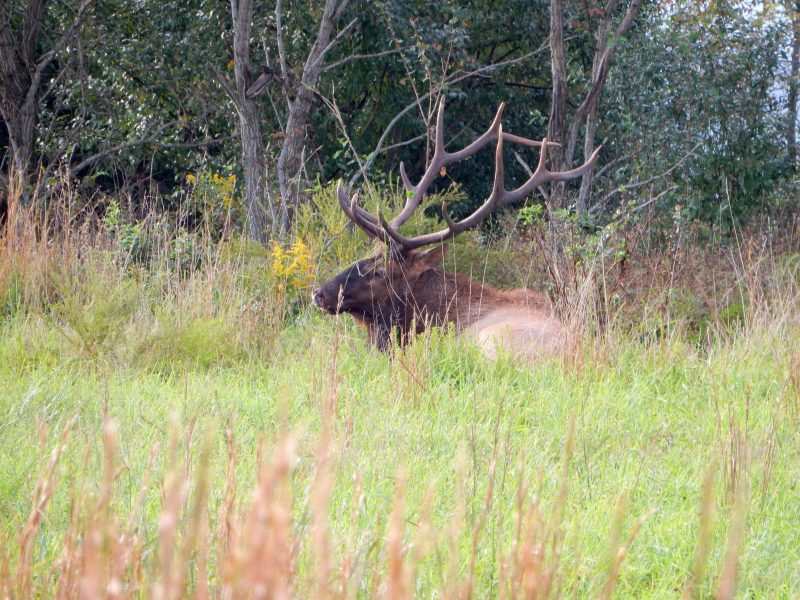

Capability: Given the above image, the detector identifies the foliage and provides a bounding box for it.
[47,262,140,360]
[185,170,241,236]
[1,0,795,238]
[602,0,788,226]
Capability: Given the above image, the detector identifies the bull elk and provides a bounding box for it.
[312,100,600,360]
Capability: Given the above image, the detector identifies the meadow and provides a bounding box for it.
[1,191,799,598]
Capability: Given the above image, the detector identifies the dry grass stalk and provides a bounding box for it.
[715,479,749,600]
[681,463,718,600]
[2,407,756,599]
[499,418,575,599]
[385,469,409,600]
[789,352,800,417]
[598,494,654,600]
[15,416,75,598]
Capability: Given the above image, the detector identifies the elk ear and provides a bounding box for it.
[408,245,446,274]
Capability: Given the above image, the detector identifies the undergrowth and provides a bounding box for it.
[0,187,799,598]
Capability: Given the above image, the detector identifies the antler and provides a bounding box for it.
[338,98,601,251]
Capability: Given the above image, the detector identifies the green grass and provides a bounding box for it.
[2,302,798,597]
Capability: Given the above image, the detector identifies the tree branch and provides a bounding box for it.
[208,64,239,107]
[593,153,630,180]
[26,0,93,109]
[350,42,552,188]
[71,122,178,173]
[568,0,644,137]
[632,185,678,212]
[323,47,409,72]
[275,0,289,85]
[310,16,356,73]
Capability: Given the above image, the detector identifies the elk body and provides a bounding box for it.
[312,100,599,360]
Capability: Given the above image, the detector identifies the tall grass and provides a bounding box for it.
[1,377,753,598]
[1,184,799,597]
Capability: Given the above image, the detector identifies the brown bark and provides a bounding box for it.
[0,0,92,196]
[230,0,270,243]
[547,0,642,212]
[276,0,349,233]
[548,0,568,196]
[576,7,611,215]
[574,0,642,215]
[0,0,48,177]
[788,0,800,174]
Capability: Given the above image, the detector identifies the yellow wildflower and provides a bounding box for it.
[270,238,315,290]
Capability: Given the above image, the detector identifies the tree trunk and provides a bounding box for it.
[238,102,270,243]
[576,14,611,216]
[276,0,348,233]
[577,101,600,215]
[230,0,270,243]
[547,0,568,208]
[0,0,91,200]
[560,0,644,214]
[1,97,37,179]
[0,0,48,188]
[277,86,314,233]
[788,0,800,174]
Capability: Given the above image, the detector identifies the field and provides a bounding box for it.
[1,200,799,598]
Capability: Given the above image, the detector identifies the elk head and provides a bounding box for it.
[312,99,600,349]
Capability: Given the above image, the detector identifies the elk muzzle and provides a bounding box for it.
[311,284,338,314]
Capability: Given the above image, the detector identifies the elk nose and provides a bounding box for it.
[311,287,323,307]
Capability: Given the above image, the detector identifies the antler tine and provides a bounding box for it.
[493,124,505,198]
[445,102,505,162]
[377,206,411,248]
[337,181,392,243]
[434,95,446,158]
[447,104,556,159]
[441,200,458,233]
[389,97,448,229]
[494,142,603,207]
[436,123,507,238]
[398,162,414,192]
[502,132,558,148]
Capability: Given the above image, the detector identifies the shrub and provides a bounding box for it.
[134,314,243,371]
[47,262,139,360]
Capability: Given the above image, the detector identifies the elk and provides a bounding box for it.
[312,100,600,360]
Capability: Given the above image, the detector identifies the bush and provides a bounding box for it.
[48,262,139,360]
[134,314,243,371]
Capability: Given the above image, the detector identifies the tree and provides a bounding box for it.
[0,0,93,193]
[598,0,785,222]
[546,0,643,212]
[211,0,274,243]
[213,0,350,241]
[786,0,800,174]
[275,0,350,232]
